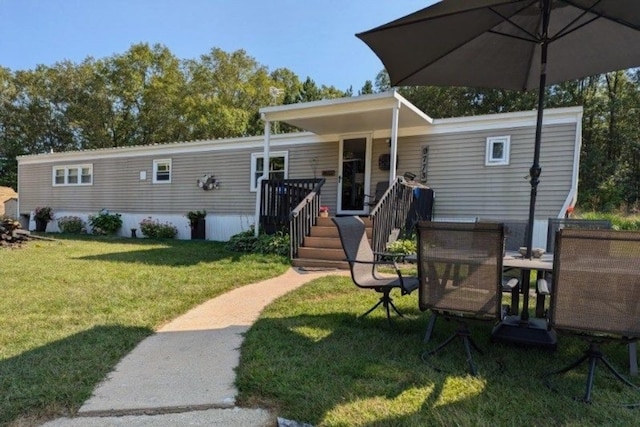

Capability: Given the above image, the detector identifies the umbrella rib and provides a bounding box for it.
[563,0,640,32]
[550,0,601,42]
[393,2,539,85]
[487,3,541,43]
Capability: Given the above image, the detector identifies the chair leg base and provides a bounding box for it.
[423,322,482,376]
[545,343,639,403]
[358,291,404,325]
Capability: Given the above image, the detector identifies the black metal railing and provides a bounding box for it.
[260,178,324,237]
[288,179,326,259]
[369,178,429,256]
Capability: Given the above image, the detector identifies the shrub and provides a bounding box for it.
[139,217,178,239]
[34,206,54,222]
[88,209,122,235]
[57,216,86,234]
[254,232,290,257]
[386,238,417,255]
[226,228,257,252]
[186,210,207,227]
[227,227,290,256]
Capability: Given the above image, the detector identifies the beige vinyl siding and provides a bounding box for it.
[19,148,257,215]
[285,139,339,213]
[18,140,342,216]
[395,123,576,220]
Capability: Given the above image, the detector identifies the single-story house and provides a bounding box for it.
[16,90,581,248]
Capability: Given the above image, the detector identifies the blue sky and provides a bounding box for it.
[0,0,434,91]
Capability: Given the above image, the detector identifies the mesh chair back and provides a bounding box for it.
[546,218,612,253]
[416,221,503,318]
[332,216,376,284]
[550,229,640,337]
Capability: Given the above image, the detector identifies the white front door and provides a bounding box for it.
[337,135,372,215]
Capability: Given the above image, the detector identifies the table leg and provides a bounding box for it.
[519,269,530,321]
[535,270,546,318]
[630,342,638,376]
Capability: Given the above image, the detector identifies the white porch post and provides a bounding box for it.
[255,116,271,236]
[389,102,400,185]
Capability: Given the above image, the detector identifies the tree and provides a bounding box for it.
[359,80,374,95]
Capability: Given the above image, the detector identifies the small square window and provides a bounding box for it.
[486,136,510,166]
[153,159,172,183]
[81,167,92,184]
[250,151,288,191]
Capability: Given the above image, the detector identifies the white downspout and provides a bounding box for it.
[255,115,271,236]
[389,102,400,185]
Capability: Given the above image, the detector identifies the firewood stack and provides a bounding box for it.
[0,218,32,248]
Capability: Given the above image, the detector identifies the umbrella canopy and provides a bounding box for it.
[357,0,640,91]
[357,0,640,257]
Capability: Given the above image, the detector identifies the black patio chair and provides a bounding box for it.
[332,216,419,325]
[417,221,504,376]
[365,181,389,208]
[545,228,640,403]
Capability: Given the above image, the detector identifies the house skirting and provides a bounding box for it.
[29,212,255,241]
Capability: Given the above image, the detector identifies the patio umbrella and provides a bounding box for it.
[357,0,640,257]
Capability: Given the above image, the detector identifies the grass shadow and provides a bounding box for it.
[63,237,288,267]
[0,325,152,426]
[236,276,640,426]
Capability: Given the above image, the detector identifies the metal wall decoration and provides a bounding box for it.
[420,146,429,183]
[197,174,219,191]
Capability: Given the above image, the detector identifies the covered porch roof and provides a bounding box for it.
[259,90,432,136]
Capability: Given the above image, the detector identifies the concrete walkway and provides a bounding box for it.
[42,268,346,427]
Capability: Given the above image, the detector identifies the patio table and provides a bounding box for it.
[491,252,557,348]
[412,249,638,373]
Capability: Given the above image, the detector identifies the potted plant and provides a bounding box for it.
[186,210,207,240]
[319,206,329,218]
[33,206,54,232]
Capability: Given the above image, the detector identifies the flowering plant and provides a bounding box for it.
[140,217,178,239]
[186,210,207,227]
[319,206,329,213]
[34,206,54,222]
[57,216,86,234]
[88,209,122,235]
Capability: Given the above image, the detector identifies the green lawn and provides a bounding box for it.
[0,235,289,426]
[237,276,640,427]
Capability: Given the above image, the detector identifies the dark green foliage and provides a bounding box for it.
[226,228,257,252]
[226,228,290,257]
[185,210,207,226]
[88,209,122,235]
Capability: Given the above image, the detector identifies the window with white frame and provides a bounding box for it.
[153,159,172,183]
[52,164,93,186]
[250,151,288,191]
[485,136,510,166]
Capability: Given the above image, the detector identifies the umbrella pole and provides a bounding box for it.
[522,0,551,321]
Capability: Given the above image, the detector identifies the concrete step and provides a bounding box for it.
[291,258,349,270]
[297,246,345,261]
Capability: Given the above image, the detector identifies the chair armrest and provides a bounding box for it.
[537,278,551,295]
[502,277,519,290]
